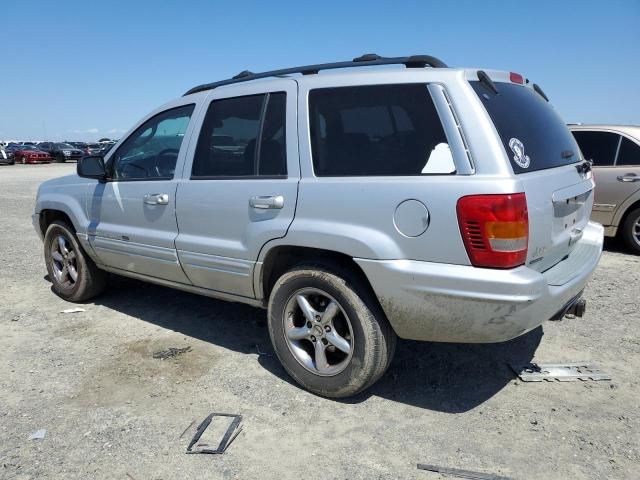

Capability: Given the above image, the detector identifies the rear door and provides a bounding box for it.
[610,135,640,220]
[571,130,620,225]
[175,80,298,298]
[470,79,593,272]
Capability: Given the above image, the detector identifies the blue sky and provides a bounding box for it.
[1,0,638,142]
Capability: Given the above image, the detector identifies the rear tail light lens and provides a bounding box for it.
[456,193,528,269]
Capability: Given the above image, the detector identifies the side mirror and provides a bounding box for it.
[77,155,107,181]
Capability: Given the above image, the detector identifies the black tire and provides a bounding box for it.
[55,154,65,163]
[44,221,107,302]
[620,207,640,255]
[267,262,396,398]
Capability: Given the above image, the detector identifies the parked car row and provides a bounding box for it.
[0,141,116,164]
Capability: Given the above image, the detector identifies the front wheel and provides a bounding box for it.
[55,155,65,163]
[267,263,396,398]
[44,221,107,301]
[621,207,640,255]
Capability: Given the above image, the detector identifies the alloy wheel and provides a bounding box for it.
[283,288,354,376]
[50,235,78,288]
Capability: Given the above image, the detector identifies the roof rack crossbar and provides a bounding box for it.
[184,54,447,96]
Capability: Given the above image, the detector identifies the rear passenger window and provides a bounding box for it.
[309,85,453,176]
[616,137,640,166]
[192,93,287,178]
[571,131,619,166]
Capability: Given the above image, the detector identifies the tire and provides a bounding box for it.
[44,221,107,302]
[267,262,396,398]
[620,207,640,255]
[55,154,65,163]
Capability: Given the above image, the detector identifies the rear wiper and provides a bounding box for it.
[533,83,549,102]
[561,150,575,159]
[477,70,499,95]
[575,160,592,175]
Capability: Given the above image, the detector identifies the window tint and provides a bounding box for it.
[571,131,619,166]
[111,105,194,180]
[192,93,287,177]
[471,81,579,173]
[309,84,452,176]
[616,137,640,166]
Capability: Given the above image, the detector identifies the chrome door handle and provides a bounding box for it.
[249,195,284,209]
[143,193,169,205]
[617,174,640,182]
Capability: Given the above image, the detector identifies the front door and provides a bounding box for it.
[175,81,299,297]
[87,103,197,283]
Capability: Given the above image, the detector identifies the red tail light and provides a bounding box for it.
[456,193,528,269]
[509,72,524,84]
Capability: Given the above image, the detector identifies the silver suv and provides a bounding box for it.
[33,54,603,397]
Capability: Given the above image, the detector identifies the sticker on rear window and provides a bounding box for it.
[509,138,530,169]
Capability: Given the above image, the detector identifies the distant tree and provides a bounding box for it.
[98,137,112,142]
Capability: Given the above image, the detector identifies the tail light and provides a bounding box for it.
[457,193,528,269]
[509,72,524,84]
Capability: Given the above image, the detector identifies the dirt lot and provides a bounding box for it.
[1,163,638,479]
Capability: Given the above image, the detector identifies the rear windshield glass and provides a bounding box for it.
[470,81,580,173]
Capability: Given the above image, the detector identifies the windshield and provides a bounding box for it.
[470,81,581,173]
[56,143,75,149]
[19,145,37,150]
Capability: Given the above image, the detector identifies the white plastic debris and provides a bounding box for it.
[60,308,86,314]
[29,429,46,440]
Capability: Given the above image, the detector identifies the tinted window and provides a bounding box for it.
[571,131,619,166]
[471,81,579,173]
[616,137,640,166]
[111,104,194,180]
[192,93,287,177]
[309,84,452,176]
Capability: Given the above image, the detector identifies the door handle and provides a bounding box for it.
[617,174,640,183]
[143,193,169,205]
[249,195,284,209]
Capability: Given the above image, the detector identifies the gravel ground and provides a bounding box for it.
[1,163,638,479]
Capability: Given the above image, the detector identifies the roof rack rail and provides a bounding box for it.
[184,53,447,96]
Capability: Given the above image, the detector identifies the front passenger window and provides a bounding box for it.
[111,104,194,180]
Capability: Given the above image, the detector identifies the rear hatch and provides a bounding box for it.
[470,73,594,272]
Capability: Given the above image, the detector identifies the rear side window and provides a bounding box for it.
[192,92,287,178]
[571,131,619,166]
[309,84,453,176]
[471,81,580,173]
[616,137,640,166]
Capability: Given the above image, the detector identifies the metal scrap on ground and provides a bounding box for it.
[510,362,611,382]
[59,308,86,314]
[152,346,192,360]
[186,413,243,455]
[417,463,512,480]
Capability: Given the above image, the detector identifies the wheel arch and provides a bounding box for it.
[256,245,378,306]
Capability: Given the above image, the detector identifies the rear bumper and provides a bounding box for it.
[356,221,604,343]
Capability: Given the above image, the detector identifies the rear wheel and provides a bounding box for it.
[44,221,107,301]
[621,207,640,255]
[267,262,396,398]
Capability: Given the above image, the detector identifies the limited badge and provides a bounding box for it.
[509,137,530,169]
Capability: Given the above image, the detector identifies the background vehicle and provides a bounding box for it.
[570,125,640,254]
[37,142,84,162]
[0,147,15,165]
[12,144,52,164]
[34,55,603,397]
